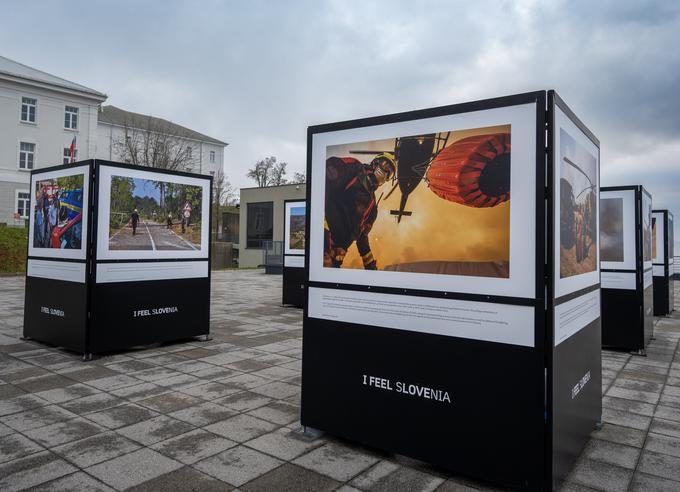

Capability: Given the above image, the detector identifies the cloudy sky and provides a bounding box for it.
[2,0,679,233]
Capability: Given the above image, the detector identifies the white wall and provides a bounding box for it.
[0,80,102,224]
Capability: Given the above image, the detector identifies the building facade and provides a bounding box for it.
[0,55,106,225]
[96,105,226,177]
[238,183,306,268]
[0,55,227,226]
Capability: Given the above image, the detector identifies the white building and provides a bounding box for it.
[0,55,106,225]
[96,105,226,177]
[0,55,227,226]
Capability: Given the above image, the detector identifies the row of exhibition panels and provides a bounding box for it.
[282,189,675,351]
[23,90,674,490]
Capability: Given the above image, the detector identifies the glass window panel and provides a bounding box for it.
[246,202,273,248]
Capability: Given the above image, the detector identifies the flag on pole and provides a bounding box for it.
[69,136,76,163]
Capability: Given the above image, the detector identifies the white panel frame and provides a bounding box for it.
[285,256,305,268]
[553,106,600,299]
[27,259,86,283]
[284,201,306,256]
[96,165,210,260]
[96,260,209,283]
[652,211,665,270]
[308,287,535,347]
[600,271,636,290]
[308,103,537,299]
[600,189,636,271]
[554,289,600,346]
[28,164,90,261]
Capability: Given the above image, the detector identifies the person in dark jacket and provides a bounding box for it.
[131,209,140,235]
[324,153,396,269]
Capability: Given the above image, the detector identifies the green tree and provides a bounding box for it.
[110,176,135,229]
[57,174,84,190]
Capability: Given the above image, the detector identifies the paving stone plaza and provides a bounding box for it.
[0,270,679,491]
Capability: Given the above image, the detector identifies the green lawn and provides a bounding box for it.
[0,227,27,273]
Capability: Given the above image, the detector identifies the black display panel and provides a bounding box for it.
[282,266,305,307]
[302,317,545,490]
[24,276,88,353]
[89,277,209,353]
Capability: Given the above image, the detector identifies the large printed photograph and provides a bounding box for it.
[559,128,598,278]
[109,176,202,251]
[32,173,84,250]
[289,205,306,251]
[600,197,624,263]
[323,125,511,278]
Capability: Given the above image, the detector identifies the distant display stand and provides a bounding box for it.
[599,186,653,351]
[282,200,306,307]
[301,91,601,490]
[652,209,675,315]
[24,160,212,356]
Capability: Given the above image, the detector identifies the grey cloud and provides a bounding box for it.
[1,0,679,207]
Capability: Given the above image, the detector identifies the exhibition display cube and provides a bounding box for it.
[301,91,602,490]
[24,160,212,356]
[600,186,654,351]
[652,209,675,315]
[282,199,306,307]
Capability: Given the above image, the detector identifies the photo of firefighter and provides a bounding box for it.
[323,125,511,278]
[289,206,305,251]
[108,176,202,251]
[600,198,624,262]
[559,128,598,278]
[642,196,652,262]
[32,174,84,249]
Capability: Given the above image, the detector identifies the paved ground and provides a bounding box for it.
[1,271,679,491]
[109,221,198,251]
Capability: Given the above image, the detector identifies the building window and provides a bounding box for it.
[63,148,78,164]
[210,150,215,163]
[187,147,192,158]
[19,142,35,169]
[17,192,31,218]
[246,202,273,248]
[21,97,37,123]
[64,106,78,129]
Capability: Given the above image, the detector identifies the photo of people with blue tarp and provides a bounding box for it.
[32,174,84,250]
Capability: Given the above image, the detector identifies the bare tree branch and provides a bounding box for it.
[113,116,198,172]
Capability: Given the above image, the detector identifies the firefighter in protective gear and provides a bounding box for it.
[324,152,396,269]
